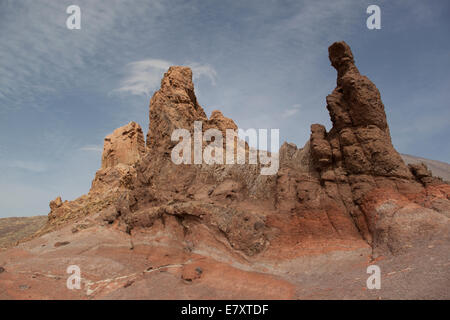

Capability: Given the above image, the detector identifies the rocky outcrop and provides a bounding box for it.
[45,123,145,230]
[49,196,63,211]
[278,41,449,253]
[101,121,145,169]
[41,41,449,259]
[206,110,238,135]
[304,41,419,242]
[408,162,443,186]
[146,66,208,155]
[325,41,412,179]
[401,153,450,182]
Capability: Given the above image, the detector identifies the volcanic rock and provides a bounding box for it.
[2,41,449,300]
[206,110,238,135]
[101,121,145,169]
[49,196,62,211]
[146,66,208,155]
[39,42,450,259]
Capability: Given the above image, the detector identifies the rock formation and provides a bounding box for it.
[101,121,145,169]
[42,41,449,259]
[2,41,449,300]
[146,67,208,153]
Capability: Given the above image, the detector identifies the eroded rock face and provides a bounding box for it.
[408,162,443,186]
[42,41,449,258]
[146,66,208,155]
[294,41,448,250]
[101,121,145,169]
[308,41,448,252]
[49,197,63,211]
[325,41,411,178]
[206,110,238,135]
[304,41,419,242]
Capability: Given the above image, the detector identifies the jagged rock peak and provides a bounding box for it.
[147,66,207,152]
[327,41,388,131]
[101,121,145,169]
[328,41,360,80]
[146,66,240,155]
[160,66,195,91]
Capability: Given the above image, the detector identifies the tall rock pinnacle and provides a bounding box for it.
[316,41,412,178]
[308,41,417,242]
[146,66,208,155]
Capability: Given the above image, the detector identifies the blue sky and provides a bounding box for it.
[0,0,449,217]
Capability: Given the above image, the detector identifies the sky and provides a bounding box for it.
[0,0,449,218]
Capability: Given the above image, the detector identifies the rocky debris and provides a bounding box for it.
[0,266,5,273]
[38,41,449,260]
[181,265,203,282]
[54,241,70,247]
[101,121,145,169]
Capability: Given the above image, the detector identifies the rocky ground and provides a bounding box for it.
[0,216,47,248]
[0,218,448,299]
[0,41,448,300]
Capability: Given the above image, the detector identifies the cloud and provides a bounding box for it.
[281,104,301,118]
[7,160,47,173]
[113,59,217,96]
[113,59,172,96]
[79,145,103,153]
[189,63,217,85]
[0,0,167,110]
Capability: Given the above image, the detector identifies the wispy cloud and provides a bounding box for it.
[282,104,302,118]
[112,59,172,96]
[113,59,217,96]
[6,160,47,173]
[189,62,217,85]
[0,0,166,110]
[79,145,103,153]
